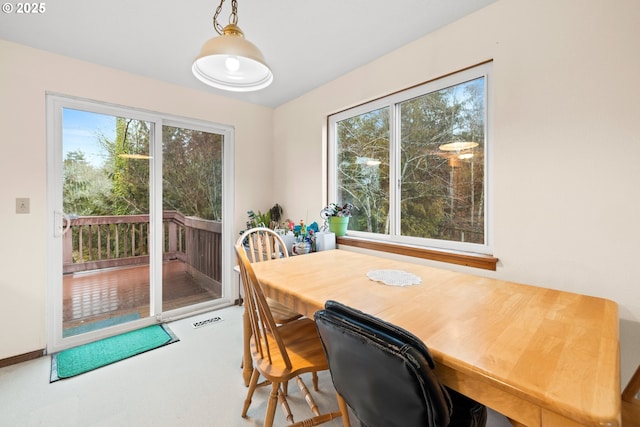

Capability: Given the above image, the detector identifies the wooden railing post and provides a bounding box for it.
[168,222,177,254]
[63,227,73,265]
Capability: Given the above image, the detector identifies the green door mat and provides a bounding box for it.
[51,324,179,381]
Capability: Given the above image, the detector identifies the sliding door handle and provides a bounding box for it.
[54,210,71,237]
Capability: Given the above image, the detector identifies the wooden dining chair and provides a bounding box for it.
[236,227,302,386]
[235,244,343,427]
[622,364,640,426]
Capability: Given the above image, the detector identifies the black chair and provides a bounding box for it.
[314,300,487,427]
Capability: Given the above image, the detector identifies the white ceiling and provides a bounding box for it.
[0,0,497,108]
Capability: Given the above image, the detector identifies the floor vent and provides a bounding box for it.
[192,316,223,329]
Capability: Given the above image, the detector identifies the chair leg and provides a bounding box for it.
[336,393,351,427]
[277,384,295,424]
[297,375,320,416]
[623,364,640,402]
[312,372,319,391]
[242,309,253,387]
[242,368,260,418]
[264,382,279,427]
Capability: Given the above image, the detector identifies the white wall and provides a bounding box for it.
[3,0,640,388]
[0,40,274,360]
[273,0,640,384]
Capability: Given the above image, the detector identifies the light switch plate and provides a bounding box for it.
[16,198,30,214]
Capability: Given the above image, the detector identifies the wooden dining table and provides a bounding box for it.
[250,249,621,427]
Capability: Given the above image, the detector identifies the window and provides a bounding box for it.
[328,63,492,256]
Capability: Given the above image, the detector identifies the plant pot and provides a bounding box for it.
[328,216,349,237]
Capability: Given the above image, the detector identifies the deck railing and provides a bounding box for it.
[63,210,222,283]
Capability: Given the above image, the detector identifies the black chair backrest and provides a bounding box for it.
[314,300,453,427]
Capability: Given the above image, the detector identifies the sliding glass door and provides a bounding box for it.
[47,95,234,352]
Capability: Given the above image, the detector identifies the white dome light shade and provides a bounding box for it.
[192,24,273,92]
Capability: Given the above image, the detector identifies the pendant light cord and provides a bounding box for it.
[213,0,239,35]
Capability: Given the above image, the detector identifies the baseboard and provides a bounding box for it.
[0,349,45,369]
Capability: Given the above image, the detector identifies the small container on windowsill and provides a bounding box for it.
[315,232,336,251]
[281,232,296,256]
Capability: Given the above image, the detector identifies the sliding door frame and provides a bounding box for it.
[46,93,235,353]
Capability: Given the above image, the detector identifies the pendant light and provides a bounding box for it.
[439,141,479,159]
[192,0,273,92]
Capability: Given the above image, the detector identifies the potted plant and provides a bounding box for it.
[241,203,284,233]
[320,203,355,237]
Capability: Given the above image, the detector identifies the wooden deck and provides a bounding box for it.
[63,259,221,333]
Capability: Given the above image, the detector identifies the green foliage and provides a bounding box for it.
[162,126,223,220]
[105,118,151,215]
[246,210,271,229]
[63,151,113,215]
[63,117,223,222]
[241,203,284,234]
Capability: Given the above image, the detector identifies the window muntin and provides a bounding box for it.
[329,63,491,254]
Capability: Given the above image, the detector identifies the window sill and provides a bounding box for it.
[335,236,499,271]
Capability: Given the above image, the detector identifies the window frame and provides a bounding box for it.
[327,62,494,264]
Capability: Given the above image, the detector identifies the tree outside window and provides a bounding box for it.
[330,63,490,253]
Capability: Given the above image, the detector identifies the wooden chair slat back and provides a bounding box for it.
[236,227,289,263]
[235,244,293,369]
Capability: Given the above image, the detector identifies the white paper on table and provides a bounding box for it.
[366,269,422,287]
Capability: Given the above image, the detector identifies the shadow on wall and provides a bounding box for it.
[621,318,640,390]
